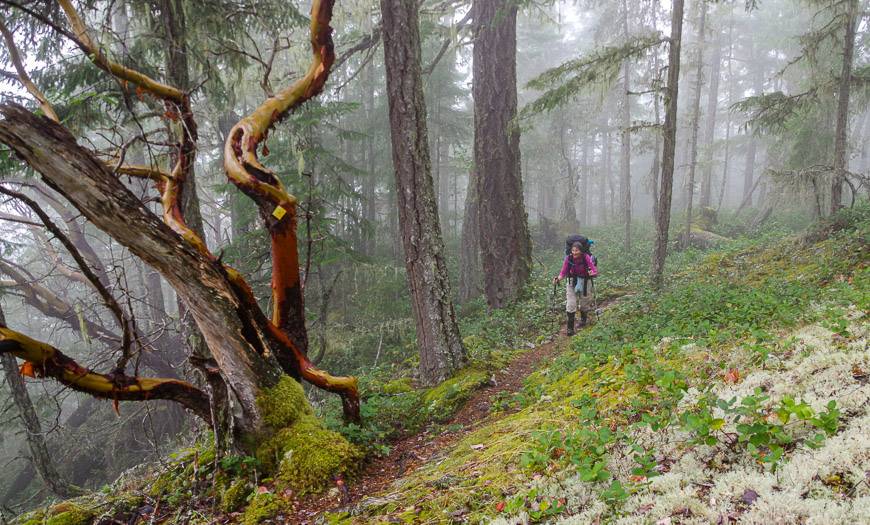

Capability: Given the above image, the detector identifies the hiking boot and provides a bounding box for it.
[579,311,588,327]
[566,312,576,336]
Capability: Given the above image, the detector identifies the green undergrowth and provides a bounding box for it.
[320,261,570,457]
[326,204,868,524]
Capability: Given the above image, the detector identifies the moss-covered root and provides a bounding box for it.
[242,492,289,525]
[18,502,96,525]
[255,376,363,495]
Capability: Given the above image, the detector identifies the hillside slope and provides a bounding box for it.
[326,207,868,524]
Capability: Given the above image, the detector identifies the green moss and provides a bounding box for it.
[256,376,313,429]
[18,510,45,525]
[422,369,489,422]
[381,377,413,394]
[257,414,362,495]
[241,493,286,525]
[221,479,252,513]
[45,506,95,525]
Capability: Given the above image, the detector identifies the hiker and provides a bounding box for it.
[553,241,598,335]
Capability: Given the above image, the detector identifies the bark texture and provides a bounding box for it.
[380,0,467,384]
[472,0,531,308]
[651,0,685,287]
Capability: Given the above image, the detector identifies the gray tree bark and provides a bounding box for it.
[380,0,467,384]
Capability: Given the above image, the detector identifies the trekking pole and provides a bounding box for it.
[551,280,558,313]
[592,278,601,322]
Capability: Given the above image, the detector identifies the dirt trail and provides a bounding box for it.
[289,319,583,523]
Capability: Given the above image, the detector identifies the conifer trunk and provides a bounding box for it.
[831,0,857,212]
[651,0,685,287]
[472,0,532,308]
[699,27,721,208]
[620,0,632,250]
[683,0,706,247]
[380,0,467,384]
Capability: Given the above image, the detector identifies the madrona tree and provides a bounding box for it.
[0,0,361,474]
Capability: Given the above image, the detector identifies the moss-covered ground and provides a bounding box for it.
[323,205,868,524]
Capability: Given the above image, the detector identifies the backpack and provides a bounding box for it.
[564,234,591,256]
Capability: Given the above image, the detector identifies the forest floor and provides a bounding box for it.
[291,318,573,523]
[291,299,622,523]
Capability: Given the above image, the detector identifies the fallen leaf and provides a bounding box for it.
[495,501,505,512]
[740,488,759,505]
[724,368,740,384]
[257,486,270,495]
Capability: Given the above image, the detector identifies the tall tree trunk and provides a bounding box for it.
[620,0,632,250]
[831,0,857,212]
[600,131,609,225]
[717,8,735,212]
[742,42,762,207]
[683,0,706,248]
[580,138,589,226]
[381,0,467,384]
[699,25,721,208]
[651,0,685,287]
[558,117,578,229]
[364,63,377,256]
[0,304,78,498]
[459,174,482,303]
[472,0,532,308]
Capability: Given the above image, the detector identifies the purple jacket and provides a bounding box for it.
[558,253,598,279]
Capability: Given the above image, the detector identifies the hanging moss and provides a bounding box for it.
[256,376,313,429]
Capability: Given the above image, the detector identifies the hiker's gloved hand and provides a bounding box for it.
[552,276,560,284]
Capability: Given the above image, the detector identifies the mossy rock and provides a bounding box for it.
[422,369,490,422]
[381,377,413,394]
[241,492,287,525]
[221,479,252,513]
[257,376,313,429]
